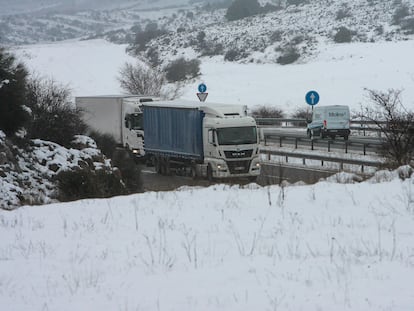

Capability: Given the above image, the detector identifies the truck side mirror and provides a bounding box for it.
[208,129,216,146]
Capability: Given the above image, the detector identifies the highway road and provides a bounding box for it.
[138,128,384,191]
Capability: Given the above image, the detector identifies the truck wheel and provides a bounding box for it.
[309,130,315,140]
[248,176,257,183]
[190,165,198,180]
[207,164,214,182]
[154,158,162,174]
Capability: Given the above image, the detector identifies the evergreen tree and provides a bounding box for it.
[0,48,29,136]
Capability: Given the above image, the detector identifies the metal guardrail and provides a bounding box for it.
[260,149,383,173]
[263,134,383,156]
[255,118,386,135]
[255,118,387,126]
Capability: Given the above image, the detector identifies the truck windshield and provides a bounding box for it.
[216,126,257,145]
[130,114,143,130]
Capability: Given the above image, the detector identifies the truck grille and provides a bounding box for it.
[224,149,253,159]
[226,160,251,174]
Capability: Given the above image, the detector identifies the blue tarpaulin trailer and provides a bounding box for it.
[143,105,205,161]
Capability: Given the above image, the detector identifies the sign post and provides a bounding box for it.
[197,83,208,102]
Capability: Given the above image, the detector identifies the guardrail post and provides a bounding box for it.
[280,137,283,147]
[286,155,288,163]
[295,138,298,149]
[303,158,305,165]
[321,160,324,167]
[311,140,314,151]
[340,162,343,170]
[361,165,365,173]
[328,140,331,152]
[345,142,348,153]
[363,144,366,156]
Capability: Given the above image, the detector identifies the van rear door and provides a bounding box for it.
[325,106,350,130]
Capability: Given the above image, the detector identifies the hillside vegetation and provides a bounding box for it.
[1,0,413,65]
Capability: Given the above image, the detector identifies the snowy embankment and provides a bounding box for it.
[14,39,414,114]
[0,168,414,310]
[0,133,113,208]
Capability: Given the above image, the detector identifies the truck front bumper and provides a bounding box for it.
[210,158,260,178]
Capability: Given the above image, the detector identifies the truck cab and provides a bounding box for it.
[202,105,260,180]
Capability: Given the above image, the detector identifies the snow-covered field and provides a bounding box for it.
[1,168,414,310]
[4,34,414,310]
[14,38,414,115]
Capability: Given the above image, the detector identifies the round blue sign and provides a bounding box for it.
[305,90,320,106]
[198,83,207,93]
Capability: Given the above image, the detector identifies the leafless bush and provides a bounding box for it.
[292,107,311,126]
[251,105,284,118]
[118,62,165,96]
[26,77,86,147]
[358,89,414,168]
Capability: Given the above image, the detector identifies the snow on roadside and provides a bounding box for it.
[0,172,413,310]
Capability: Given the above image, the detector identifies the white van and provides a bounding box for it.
[307,105,350,140]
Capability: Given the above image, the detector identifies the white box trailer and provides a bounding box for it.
[76,95,156,157]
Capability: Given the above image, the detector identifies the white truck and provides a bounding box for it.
[307,105,351,140]
[76,95,156,157]
[143,100,261,181]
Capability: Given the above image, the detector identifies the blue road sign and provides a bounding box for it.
[305,90,320,106]
[198,83,207,93]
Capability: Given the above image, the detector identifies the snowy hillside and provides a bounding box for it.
[1,167,414,310]
[2,0,413,59]
[14,38,414,115]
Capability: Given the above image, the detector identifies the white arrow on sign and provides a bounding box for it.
[197,92,208,102]
[310,93,316,105]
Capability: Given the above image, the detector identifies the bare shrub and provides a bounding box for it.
[56,168,126,202]
[224,48,248,61]
[336,6,352,20]
[251,105,284,118]
[392,3,410,25]
[401,17,414,34]
[292,107,311,126]
[0,47,29,136]
[111,148,143,194]
[164,58,200,82]
[133,22,167,52]
[277,46,300,65]
[88,130,118,158]
[225,0,261,21]
[270,30,283,43]
[118,62,165,96]
[358,89,414,168]
[286,0,308,6]
[26,77,86,148]
[334,27,353,43]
